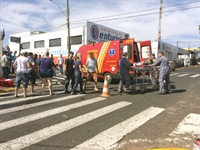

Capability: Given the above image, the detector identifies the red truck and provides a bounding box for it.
[76,38,152,83]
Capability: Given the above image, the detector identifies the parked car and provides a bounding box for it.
[169,61,175,71]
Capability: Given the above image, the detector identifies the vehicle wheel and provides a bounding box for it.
[140,86,145,93]
[153,85,157,91]
[104,73,113,84]
[131,85,136,91]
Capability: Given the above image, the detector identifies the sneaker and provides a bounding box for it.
[70,92,77,95]
[157,92,165,95]
[94,88,99,91]
[64,90,70,94]
[118,91,122,95]
[80,91,86,94]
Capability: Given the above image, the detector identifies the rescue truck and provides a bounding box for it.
[76,38,152,83]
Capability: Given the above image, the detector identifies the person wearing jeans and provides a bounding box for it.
[58,54,64,74]
[71,56,85,95]
[64,52,75,93]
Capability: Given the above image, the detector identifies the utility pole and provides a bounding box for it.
[66,0,71,55]
[158,0,163,41]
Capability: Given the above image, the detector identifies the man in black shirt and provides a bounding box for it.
[64,52,75,93]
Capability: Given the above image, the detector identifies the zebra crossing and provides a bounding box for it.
[0,93,199,150]
[170,72,200,78]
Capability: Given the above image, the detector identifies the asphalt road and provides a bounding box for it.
[0,66,199,150]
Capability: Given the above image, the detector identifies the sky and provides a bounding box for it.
[0,0,200,49]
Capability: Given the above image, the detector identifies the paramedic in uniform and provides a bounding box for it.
[118,52,131,94]
[152,51,170,94]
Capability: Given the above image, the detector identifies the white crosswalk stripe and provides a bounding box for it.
[71,107,165,150]
[0,94,84,115]
[190,74,200,78]
[0,101,131,150]
[170,73,180,76]
[165,113,200,143]
[177,73,190,77]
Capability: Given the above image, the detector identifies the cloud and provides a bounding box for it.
[0,0,199,48]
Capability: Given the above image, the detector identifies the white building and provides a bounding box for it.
[9,21,129,58]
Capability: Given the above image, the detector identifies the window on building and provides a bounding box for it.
[34,40,44,48]
[49,38,61,47]
[21,42,30,49]
[70,35,82,45]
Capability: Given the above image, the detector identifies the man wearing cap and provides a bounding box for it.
[13,51,30,97]
[118,52,131,94]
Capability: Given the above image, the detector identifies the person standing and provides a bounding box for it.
[13,52,30,98]
[5,46,12,72]
[38,51,56,96]
[33,54,38,85]
[64,52,75,93]
[83,52,99,91]
[148,53,158,86]
[71,56,85,95]
[27,52,36,93]
[58,54,64,74]
[152,51,170,94]
[118,52,131,94]
[11,51,17,74]
[1,51,10,78]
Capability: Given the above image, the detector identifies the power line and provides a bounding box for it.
[50,0,66,17]
[71,1,199,23]
[71,5,200,24]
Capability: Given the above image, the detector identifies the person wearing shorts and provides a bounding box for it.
[83,52,99,91]
[38,51,56,96]
[13,51,30,98]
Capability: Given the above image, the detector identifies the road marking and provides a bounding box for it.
[0,94,84,115]
[190,74,200,78]
[169,113,200,136]
[0,95,50,105]
[177,73,189,77]
[0,97,106,131]
[170,73,180,76]
[71,106,165,150]
[0,101,132,150]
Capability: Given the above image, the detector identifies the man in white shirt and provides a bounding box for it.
[58,54,64,74]
[13,51,30,98]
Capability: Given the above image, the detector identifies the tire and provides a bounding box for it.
[104,73,113,84]
[131,85,136,91]
[140,86,145,93]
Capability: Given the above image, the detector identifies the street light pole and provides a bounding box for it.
[66,0,71,55]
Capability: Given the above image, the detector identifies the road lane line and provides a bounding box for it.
[0,91,65,104]
[0,101,132,150]
[165,113,200,142]
[170,73,180,76]
[177,73,189,77]
[0,94,84,115]
[0,95,49,105]
[0,97,106,131]
[169,113,200,136]
[70,106,165,150]
[190,74,200,78]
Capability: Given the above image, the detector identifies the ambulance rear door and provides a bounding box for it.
[139,40,152,61]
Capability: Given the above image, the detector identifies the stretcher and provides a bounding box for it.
[131,67,159,93]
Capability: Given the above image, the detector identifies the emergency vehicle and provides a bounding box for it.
[76,39,152,83]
